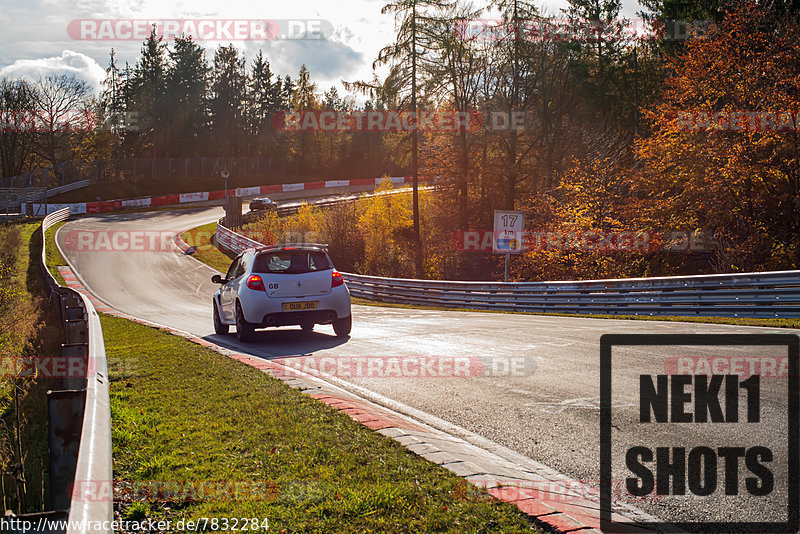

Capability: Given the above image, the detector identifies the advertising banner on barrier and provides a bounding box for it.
[87,201,122,213]
[151,195,180,206]
[33,203,87,216]
[179,192,210,203]
[29,177,405,218]
[260,185,282,194]
[121,198,151,208]
[236,187,261,197]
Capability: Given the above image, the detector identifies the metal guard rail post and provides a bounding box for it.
[216,218,800,319]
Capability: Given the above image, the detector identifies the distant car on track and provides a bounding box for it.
[211,244,352,342]
[249,197,278,212]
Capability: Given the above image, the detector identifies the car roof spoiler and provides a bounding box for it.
[255,243,329,252]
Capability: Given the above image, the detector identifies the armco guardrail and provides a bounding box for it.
[216,218,265,252]
[41,208,71,290]
[219,186,423,246]
[231,186,421,224]
[65,298,111,534]
[24,175,420,216]
[4,180,91,213]
[342,271,800,318]
[270,186,427,218]
[37,208,112,533]
[217,218,800,318]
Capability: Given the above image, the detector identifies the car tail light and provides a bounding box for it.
[331,271,344,288]
[247,275,266,291]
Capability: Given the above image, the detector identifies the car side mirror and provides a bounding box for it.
[211,274,224,284]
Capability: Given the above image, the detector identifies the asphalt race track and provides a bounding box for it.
[57,206,800,530]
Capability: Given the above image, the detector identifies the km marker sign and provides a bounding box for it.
[600,334,799,533]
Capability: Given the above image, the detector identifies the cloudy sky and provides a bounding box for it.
[0,0,644,96]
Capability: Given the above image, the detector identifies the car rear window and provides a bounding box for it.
[253,251,332,274]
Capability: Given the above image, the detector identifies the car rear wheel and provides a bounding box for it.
[333,315,351,337]
[213,301,228,335]
[236,302,255,342]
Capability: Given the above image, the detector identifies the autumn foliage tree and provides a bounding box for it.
[635,1,800,272]
[506,1,800,281]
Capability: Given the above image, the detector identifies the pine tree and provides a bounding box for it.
[101,49,124,135]
[291,65,318,171]
[249,52,273,129]
[126,26,168,157]
[282,75,295,109]
[248,51,284,156]
[209,44,247,156]
[166,36,209,156]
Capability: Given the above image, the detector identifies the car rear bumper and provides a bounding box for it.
[259,309,342,327]
[239,286,351,327]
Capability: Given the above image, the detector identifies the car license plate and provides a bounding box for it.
[282,301,318,311]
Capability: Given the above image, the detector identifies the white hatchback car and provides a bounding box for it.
[211,244,352,342]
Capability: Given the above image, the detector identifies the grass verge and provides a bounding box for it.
[181,222,235,273]
[179,222,798,330]
[43,221,67,286]
[103,314,537,532]
[0,222,64,512]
